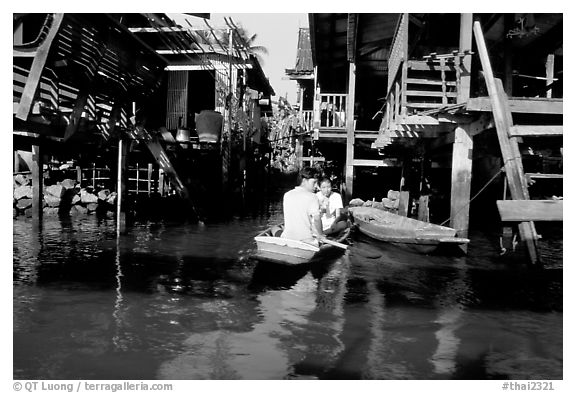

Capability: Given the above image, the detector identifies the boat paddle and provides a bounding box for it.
[320,238,348,250]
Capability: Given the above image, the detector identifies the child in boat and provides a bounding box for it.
[316,177,347,235]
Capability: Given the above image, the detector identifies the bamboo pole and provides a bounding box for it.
[116,139,126,235]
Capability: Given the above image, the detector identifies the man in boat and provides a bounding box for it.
[281,167,325,245]
[317,177,348,235]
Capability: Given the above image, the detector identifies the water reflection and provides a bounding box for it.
[430,263,466,376]
[13,204,562,380]
[112,237,126,351]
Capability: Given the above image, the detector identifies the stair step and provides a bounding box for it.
[406,102,448,109]
[408,60,458,71]
[497,200,563,222]
[406,90,458,98]
[509,125,563,136]
[406,78,457,86]
[525,173,563,179]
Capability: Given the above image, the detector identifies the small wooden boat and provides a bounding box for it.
[349,206,469,253]
[253,224,350,265]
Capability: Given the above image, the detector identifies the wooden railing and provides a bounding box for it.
[319,93,347,129]
[387,13,409,91]
[379,13,462,133]
[128,163,158,195]
[377,59,406,137]
[300,110,314,131]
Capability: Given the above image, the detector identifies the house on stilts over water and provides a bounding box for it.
[13,13,274,225]
[287,13,562,264]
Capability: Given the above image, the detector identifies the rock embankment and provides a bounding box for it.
[13,174,116,218]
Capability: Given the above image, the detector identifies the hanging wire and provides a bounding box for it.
[438,167,505,227]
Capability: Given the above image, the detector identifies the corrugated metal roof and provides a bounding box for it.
[286,28,313,76]
[295,28,313,72]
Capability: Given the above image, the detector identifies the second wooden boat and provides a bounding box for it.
[349,206,469,253]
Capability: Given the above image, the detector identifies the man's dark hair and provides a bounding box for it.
[298,167,318,183]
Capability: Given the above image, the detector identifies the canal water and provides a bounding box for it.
[13,195,562,380]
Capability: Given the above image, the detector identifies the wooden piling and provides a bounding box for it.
[458,14,473,103]
[158,169,165,196]
[546,54,555,98]
[418,195,430,222]
[345,61,356,201]
[295,135,303,170]
[76,165,82,185]
[14,151,20,173]
[147,163,153,196]
[31,144,43,226]
[398,191,410,217]
[450,123,473,241]
[451,13,474,243]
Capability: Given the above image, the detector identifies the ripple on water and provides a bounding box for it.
[13,206,562,380]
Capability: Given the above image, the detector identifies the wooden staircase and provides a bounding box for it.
[404,54,463,115]
[474,21,563,264]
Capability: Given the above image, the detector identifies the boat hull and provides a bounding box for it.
[253,225,350,265]
[350,206,469,253]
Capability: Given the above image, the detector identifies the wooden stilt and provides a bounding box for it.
[398,191,410,217]
[546,54,555,98]
[398,161,405,192]
[14,151,20,173]
[296,84,305,170]
[221,29,234,191]
[31,144,43,226]
[449,124,473,242]
[76,165,82,185]
[458,14,473,103]
[295,135,303,170]
[503,14,515,95]
[312,67,320,131]
[147,163,153,196]
[418,195,430,222]
[92,163,96,189]
[345,61,356,202]
[158,169,165,196]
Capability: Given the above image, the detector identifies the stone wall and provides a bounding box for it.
[13,173,117,218]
